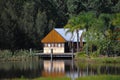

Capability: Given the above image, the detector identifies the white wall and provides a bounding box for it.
[44,47,64,53]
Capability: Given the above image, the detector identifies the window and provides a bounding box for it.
[51,43,54,47]
[48,43,50,47]
[62,43,64,47]
[55,43,57,47]
[58,43,61,47]
[44,44,47,47]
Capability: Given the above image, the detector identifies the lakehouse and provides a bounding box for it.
[41,28,85,54]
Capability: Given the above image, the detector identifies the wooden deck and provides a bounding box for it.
[34,53,75,58]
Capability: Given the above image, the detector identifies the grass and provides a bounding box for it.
[11,75,120,80]
[92,57,120,63]
[0,50,12,58]
[33,77,70,80]
[0,50,38,61]
[76,56,120,63]
[76,75,120,80]
[75,52,120,63]
[11,77,70,80]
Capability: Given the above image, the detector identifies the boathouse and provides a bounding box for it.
[41,28,85,53]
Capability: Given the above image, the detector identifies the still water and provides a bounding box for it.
[0,59,120,79]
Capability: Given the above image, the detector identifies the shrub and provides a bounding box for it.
[90,51,99,57]
[14,50,30,56]
[0,50,12,58]
[76,51,87,57]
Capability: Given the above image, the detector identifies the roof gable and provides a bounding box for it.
[41,29,66,43]
[41,28,85,43]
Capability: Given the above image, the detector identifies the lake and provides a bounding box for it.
[0,58,120,79]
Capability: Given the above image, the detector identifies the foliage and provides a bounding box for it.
[65,0,120,56]
[76,51,87,58]
[0,0,68,50]
[64,14,85,52]
[75,55,120,63]
[112,13,120,27]
[0,0,120,55]
[66,11,120,56]
[0,50,31,60]
[0,50,12,58]
[14,50,30,56]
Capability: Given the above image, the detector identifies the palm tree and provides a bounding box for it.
[77,12,96,56]
[64,12,96,55]
[112,13,120,28]
[64,16,84,52]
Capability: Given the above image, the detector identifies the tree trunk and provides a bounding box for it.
[86,28,89,56]
[76,29,79,52]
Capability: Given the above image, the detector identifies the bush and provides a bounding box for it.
[0,50,12,58]
[76,51,87,57]
[14,50,30,56]
[0,50,31,59]
[90,51,99,57]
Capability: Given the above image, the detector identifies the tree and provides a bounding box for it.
[0,0,18,50]
[64,12,97,55]
[77,12,96,55]
[34,11,48,48]
[64,15,86,52]
[112,13,120,28]
[87,13,120,56]
[0,0,120,53]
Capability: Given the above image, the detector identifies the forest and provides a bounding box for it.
[0,0,120,55]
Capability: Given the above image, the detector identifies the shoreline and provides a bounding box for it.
[0,56,39,62]
[75,56,120,63]
[10,75,120,80]
[0,56,120,64]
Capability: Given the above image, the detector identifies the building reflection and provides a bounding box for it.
[41,59,120,79]
[42,60,65,77]
[0,59,120,79]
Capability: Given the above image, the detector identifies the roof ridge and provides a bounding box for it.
[54,29,67,41]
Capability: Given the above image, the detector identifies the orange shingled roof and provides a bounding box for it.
[41,29,66,43]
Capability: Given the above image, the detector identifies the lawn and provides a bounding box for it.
[12,75,120,80]
[76,75,120,80]
[33,77,70,80]
[11,77,70,80]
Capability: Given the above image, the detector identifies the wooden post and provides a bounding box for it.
[72,41,74,59]
[51,49,53,60]
[50,49,53,72]
[76,29,80,52]
[50,56,53,72]
[87,64,89,76]
[86,42,89,56]
[71,55,75,80]
[72,48,74,60]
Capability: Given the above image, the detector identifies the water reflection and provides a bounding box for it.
[42,60,65,77]
[75,63,120,76]
[0,61,43,79]
[0,59,120,79]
